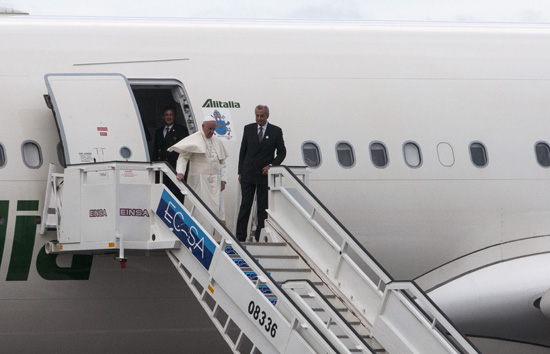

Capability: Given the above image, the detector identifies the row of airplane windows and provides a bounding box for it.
[0,141,43,169]
[2,140,550,170]
[302,140,550,169]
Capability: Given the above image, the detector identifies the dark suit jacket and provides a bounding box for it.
[238,122,286,184]
[152,123,189,169]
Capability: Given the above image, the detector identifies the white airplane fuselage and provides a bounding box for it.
[2,16,550,353]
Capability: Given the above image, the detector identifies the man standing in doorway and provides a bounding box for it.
[152,106,189,169]
[236,105,286,242]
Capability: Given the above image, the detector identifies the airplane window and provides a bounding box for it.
[0,143,5,168]
[370,142,388,168]
[302,141,321,168]
[120,146,132,159]
[56,142,66,168]
[469,142,488,167]
[21,141,43,169]
[336,142,355,168]
[437,142,455,167]
[535,142,550,167]
[403,142,422,168]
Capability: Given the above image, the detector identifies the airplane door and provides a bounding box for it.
[45,73,150,164]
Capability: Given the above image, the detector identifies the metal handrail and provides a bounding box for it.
[269,166,393,286]
[268,165,481,354]
[384,281,480,354]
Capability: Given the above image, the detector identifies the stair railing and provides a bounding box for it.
[267,166,480,354]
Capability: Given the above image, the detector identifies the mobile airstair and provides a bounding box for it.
[41,162,480,354]
[41,73,479,353]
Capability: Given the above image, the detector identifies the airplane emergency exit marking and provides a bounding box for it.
[97,126,108,136]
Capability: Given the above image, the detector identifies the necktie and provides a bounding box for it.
[258,126,263,142]
[165,127,169,137]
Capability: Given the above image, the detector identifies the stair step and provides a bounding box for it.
[363,337,385,351]
[300,293,337,302]
[255,255,305,268]
[312,306,347,312]
[299,293,340,310]
[340,335,386,353]
[245,239,388,354]
[242,241,297,253]
[264,268,317,282]
[349,323,370,337]
[320,308,359,323]
[44,214,58,229]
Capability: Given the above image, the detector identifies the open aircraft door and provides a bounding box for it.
[45,73,149,164]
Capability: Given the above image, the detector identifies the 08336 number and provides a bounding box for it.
[248,300,277,338]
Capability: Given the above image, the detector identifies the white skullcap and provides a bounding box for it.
[203,116,216,123]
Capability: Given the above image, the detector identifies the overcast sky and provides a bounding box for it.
[2,0,550,23]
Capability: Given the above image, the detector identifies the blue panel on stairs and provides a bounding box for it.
[224,245,238,255]
[259,284,272,294]
[232,258,250,268]
[244,271,258,281]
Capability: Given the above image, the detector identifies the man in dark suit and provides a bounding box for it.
[152,106,189,170]
[236,105,286,241]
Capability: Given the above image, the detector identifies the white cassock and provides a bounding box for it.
[167,130,228,220]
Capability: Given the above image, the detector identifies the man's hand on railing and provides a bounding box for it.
[177,173,184,181]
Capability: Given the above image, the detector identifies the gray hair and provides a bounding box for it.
[255,104,269,117]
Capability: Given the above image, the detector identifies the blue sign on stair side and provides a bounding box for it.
[156,189,217,270]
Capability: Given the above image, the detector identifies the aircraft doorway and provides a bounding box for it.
[129,79,197,161]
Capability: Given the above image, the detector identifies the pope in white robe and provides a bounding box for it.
[168,117,228,222]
